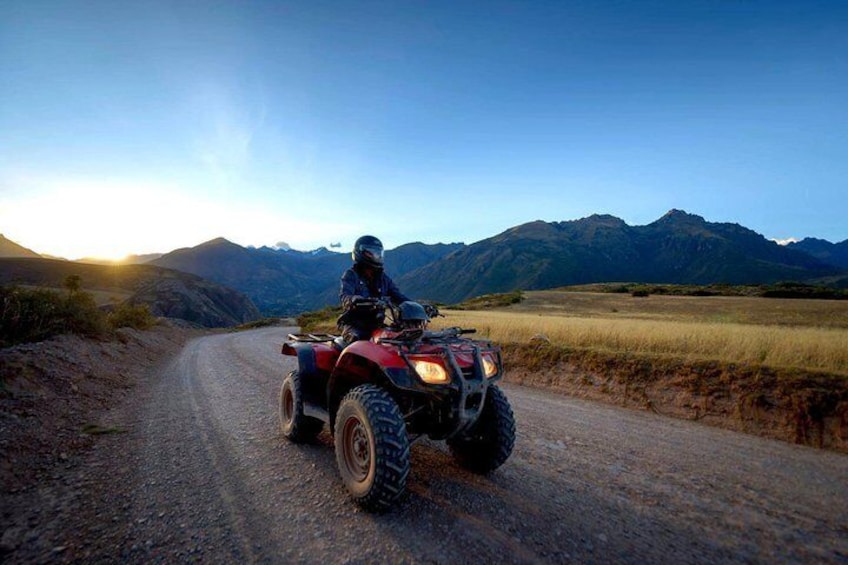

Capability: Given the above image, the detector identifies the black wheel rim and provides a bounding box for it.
[341,415,370,482]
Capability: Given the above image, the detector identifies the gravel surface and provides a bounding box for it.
[2,327,847,563]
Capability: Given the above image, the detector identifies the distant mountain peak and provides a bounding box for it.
[309,247,334,256]
[199,237,236,247]
[576,214,628,227]
[657,209,705,223]
[507,220,556,235]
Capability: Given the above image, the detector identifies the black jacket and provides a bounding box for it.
[338,265,410,328]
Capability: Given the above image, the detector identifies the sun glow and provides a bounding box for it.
[0,176,353,259]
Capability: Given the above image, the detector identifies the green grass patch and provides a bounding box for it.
[450,290,524,310]
[297,305,342,333]
[81,423,127,435]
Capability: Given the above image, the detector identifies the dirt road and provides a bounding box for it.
[4,327,847,563]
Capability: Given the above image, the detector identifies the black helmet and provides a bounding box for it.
[352,235,384,268]
[396,301,430,329]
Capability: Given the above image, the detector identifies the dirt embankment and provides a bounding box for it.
[502,341,848,453]
[0,325,204,494]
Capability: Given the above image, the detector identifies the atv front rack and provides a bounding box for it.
[287,333,340,343]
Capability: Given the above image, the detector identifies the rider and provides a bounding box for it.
[338,235,411,342]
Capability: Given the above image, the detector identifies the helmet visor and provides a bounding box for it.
[360,244,384,264]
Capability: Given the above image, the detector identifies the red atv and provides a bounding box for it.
[280,299,515,511]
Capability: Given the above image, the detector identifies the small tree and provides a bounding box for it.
[64,274,82,297]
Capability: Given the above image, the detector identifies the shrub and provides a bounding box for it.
[0,285,106,347]
[760,282,847,300]
[108,302,156,330]
[62,290,108,336]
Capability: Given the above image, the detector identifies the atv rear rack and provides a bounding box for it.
[287,333,340,343]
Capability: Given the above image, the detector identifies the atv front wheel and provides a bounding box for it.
[448,385,515,473]
[279,371,323,442]
[334,385,410,512]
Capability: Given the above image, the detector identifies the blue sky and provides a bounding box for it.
[1,1,846,259]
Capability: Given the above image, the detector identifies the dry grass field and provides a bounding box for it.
[296,289,848,449]
[435,291,848,375]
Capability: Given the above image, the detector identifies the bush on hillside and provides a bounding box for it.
[64,290,108,336]
[108,302,156,330]
[761,282,848,300]
[0,285,107,347]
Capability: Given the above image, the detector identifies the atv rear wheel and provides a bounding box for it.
[448,385,515,473]
[334,385,410,512]
[279,371,323,442]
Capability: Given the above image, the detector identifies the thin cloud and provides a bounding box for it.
[191,83,267,187]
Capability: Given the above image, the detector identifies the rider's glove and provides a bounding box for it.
[345,295,365,309]
[423,304,439,318]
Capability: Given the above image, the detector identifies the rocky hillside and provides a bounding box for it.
[0,258,260,328]
[128,277,260,328]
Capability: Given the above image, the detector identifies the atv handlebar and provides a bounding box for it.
[351,297,389,311]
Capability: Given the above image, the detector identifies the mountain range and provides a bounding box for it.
[2,210,846,316]
[150,210,844,312]
[398,210,843,303]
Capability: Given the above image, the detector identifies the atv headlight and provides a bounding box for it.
[482,354,499,378]
[412,360,449,384]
